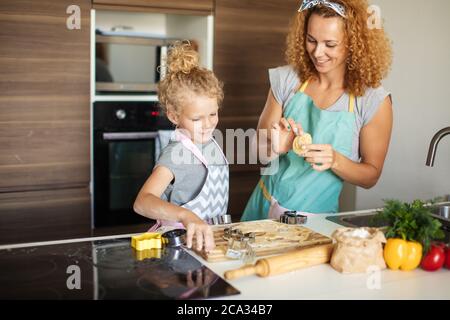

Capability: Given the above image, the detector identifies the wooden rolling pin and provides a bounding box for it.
[224,243,334,280]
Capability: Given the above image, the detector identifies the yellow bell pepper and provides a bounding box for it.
[384,238,423,271]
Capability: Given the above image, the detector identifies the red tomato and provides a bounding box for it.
[421,243,446,271]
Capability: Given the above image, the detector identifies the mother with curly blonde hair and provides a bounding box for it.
[242,0,393,220]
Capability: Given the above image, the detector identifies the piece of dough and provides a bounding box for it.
[293,133,312,156]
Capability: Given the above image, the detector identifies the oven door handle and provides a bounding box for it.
[102,132,159,141]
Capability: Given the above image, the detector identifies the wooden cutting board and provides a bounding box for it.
[193,220,332,262]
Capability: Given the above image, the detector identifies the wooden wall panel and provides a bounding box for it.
[0,188,91,245]
[0,0,91,192]
[92,0,213,15]
[214,0,299,218]
[228,170,261,219]
[214,0,299,122]
[0,122,89,192]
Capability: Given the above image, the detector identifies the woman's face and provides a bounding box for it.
[305,13,348,75]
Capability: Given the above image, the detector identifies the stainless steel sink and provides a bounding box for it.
[434,205,450,220]
[326,211,386,228]
[326,203,450,244]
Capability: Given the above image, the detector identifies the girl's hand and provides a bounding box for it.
[271,118,303,155]
[180,212,215,252]
[303,144,338,172]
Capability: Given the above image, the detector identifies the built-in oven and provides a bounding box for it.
[93,101,173,228]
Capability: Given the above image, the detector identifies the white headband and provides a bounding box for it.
[298,0,347,19]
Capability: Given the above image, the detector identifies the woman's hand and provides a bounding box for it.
[271,118,303,155]
[303,144,338,172]
[180,212,215,252]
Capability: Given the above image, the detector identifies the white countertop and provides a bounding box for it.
[191,209,450,300]
[1,208,447,300]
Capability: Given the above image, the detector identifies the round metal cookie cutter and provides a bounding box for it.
[279,211,308,225]
[161,229,187,247]
[207,214,232,225]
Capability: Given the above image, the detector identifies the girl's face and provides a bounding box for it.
[170,94,219,144]
[305,13,348,76]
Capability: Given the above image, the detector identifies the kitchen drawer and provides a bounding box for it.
[0,122,89,192]
[0,187,91,245]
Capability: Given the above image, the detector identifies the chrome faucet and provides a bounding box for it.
[426,127,450,166]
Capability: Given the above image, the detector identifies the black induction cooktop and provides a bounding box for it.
[0,238,240,300]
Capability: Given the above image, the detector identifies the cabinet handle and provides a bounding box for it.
[102,132,159,141]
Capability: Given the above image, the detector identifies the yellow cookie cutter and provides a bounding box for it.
[131,232,163,251]
[132,248,162,261]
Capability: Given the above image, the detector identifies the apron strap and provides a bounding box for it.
[174,130,208,166]
[348,93,355,113]
[299,77,356,113]
[175,130,228,166]
[258,178,272,202]
[210,137,229,165]
[299,78,310,93]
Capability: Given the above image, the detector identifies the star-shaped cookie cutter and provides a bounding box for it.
[131,232,163,251]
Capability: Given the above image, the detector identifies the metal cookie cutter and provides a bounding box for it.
[224,228,257,260]
[279,211,308,225]
[223,227,241,240]
[161,229,187,247]
[241,233,257,265]
[207,214,232,225]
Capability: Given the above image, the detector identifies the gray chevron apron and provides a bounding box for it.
[149,130,229,231]
[242,78,356,221]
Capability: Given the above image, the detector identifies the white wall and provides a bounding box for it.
[348,0,450,210]
[166,15,213,69]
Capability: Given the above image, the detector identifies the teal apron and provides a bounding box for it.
[242,78,356,221]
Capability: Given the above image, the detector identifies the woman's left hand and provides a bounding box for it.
[302,144,338,172]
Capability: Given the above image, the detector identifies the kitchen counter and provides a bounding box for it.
[1,209,449,300]
[191,209,450,300]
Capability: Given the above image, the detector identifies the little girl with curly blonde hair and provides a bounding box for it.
[134,42,227,252]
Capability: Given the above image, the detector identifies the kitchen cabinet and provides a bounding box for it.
[214,0,299,219]
[0,0,91,191]
[0,0,91,242]
[0,188,91,245]
[92,0,213,15]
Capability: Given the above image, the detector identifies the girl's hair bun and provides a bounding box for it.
[166,41,199,75]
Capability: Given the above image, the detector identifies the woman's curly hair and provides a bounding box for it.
[286,0,392,96]
[158,41,224,115]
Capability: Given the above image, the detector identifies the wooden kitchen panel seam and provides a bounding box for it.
[92,0,213,15]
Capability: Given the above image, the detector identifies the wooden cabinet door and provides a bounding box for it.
[0,0,91,192]
[0,188,91,245]
[214,0,299,219]
[92,0,213,15]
